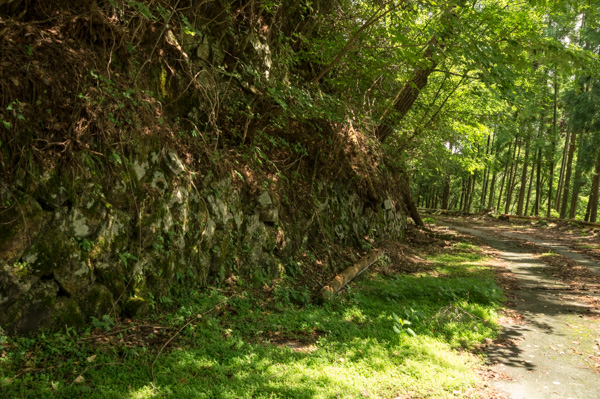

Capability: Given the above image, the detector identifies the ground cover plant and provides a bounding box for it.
[0,235,503,399]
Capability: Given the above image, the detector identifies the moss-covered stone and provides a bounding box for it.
[0,190,48,265]
[24,230,77,277]
[79,284,114,319]
[122,296,149,318]
[53,298,85,329]
[2,280,59,334]
[1,144,406,335]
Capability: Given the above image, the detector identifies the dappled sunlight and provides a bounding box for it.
[126,385,157,399]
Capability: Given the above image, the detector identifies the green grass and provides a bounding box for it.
[0,242,502,399]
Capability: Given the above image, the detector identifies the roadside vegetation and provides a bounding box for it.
[1,232,503,399]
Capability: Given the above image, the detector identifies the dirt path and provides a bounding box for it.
[439,221,600,399]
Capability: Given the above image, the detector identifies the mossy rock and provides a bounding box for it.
[79,284,114,319]
[0,190,48,264]
[53,298,86,329]
[122,296,149,318]
[2,280,59,334]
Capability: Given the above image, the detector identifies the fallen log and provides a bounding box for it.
[320,249,385,301]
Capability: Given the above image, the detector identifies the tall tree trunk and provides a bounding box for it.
[525,150,536,216]
[588,150,600,223]
[517,139,530,215]
[560,129,578,218]
[481,168,489,210]
[400,171,424,227]
[497,171,506,212]
[504,139,520,214]
[534,148,542,216]
[459,178,465,211]
[467,172,476,213]
[463,175,472,213]
[568,166,584,220]
[497,141,514,212]
[487,173,497,211]
[555,128,571,211]
[547,158,556,218]
[547,74,559,218]
[441,174,450,209]
[585,192,593,222]
[480,134,493,209]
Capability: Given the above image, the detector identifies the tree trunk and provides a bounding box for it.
[525,150,536,215]
[375,3,464,143]
[400,171,424,227]
[441,174,450,209]
[560,129,578,218]
[487,173,496,211]
[467,172,476,212]
[568,167,584,220]
[504,139,520,214]
[375,50,438,142]
[588,150,600,223]
[516,139,530,215]
[533,148,542,216]
[555,128,571,210]
[480,134,493,209]
[547,74,559,218]
[459,178,465,211]
[497,141,513,212]
[481,168,489,210]
[463,175,472,213]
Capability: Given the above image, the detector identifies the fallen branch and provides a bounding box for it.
[320,249,385,301]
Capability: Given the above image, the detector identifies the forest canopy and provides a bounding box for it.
[1,0,599,222]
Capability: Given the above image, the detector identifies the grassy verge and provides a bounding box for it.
[1,239,503,399]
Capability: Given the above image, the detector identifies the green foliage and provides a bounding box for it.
[90,315,115,332]
[0,238,501,398]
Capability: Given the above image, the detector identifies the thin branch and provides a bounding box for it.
[433,69,482,80]
[312,0,406,83]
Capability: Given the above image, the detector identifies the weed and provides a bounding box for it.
[90,315,115,332]
[0,238,502,398]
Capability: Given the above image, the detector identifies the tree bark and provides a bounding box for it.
[487,173,496,211]
[568,166,584,220]
[525,149,536,215]
[469,172,477,212]
[480,133,493,209]
[441,174,450,209]
[504,139,519,214]
[400,171,424,227]
[497,141,513,212]
[375,42,439,143]
[555,128,571,211]
[588,150,600,223]
[547,74,559,218]
[375,2,464,143]
[516,139,530,215]
[560,129,577,218]
[320,249,384,301]
[534,148,542,216]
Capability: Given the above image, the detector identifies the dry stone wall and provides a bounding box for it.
[0,146,405,334]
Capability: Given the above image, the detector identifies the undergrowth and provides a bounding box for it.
[0,235,503,399]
